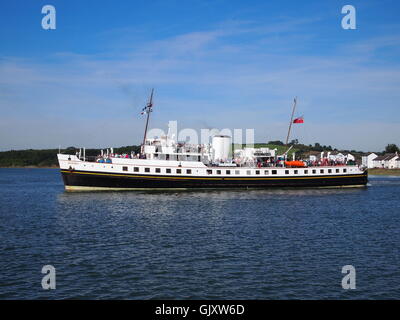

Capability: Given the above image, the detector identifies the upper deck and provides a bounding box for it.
[58,154,365,178]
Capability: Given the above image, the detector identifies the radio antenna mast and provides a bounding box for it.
[285,97,297,145]
[141,88,154,154]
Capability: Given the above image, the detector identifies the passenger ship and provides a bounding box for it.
[57,91,368,190]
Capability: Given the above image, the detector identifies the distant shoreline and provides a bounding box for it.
[368,168,400,176]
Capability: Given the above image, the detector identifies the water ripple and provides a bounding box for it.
[0,169,399,299]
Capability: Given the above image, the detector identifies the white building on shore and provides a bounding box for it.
[372,153,399,169]
[362,153,378,169]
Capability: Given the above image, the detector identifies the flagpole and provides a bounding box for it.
[141,88,154,154]
[285,97,297,145]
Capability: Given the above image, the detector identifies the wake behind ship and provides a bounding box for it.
[57,91,368,190]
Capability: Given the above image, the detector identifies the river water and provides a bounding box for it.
[0,168,399,299]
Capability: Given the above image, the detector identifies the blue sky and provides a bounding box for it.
[0,0,399,151]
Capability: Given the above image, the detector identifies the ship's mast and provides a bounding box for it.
[141,88,154,154]
[285,97,297,145]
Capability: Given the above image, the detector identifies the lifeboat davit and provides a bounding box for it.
[284,160,306,167]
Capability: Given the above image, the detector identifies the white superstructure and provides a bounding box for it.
[211,135,231,162]
[57,90,368,190]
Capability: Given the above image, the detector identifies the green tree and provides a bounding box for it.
[268,140,284,146]
[385,144,399,153]
[314,142,323,151]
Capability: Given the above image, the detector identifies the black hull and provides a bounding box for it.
[60,169,368,190]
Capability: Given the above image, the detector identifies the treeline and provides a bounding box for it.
[0,146,141,167]
[0,149,59,167]
[267,141,399,156]
[249,140,365,159]
[268,140,356,153]
[0,142,397,168]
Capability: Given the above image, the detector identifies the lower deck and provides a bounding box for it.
[60,168,368,190]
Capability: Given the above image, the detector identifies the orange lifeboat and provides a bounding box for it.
[284,160,306,168]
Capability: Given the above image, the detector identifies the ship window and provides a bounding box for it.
[328,169,332,173]
[264,170,269,175]
[134,167,139,172]
[285,170,289,174]
[320,169,324,174]
[226,170,231,175]
[304,170,308,174]
[156,168,161,173]
[336,169,339,173]
[312,169,316,174]
[256,170,260,175]
[145,168,150,173]
[176,169,182,174]
[247,170,251,175]
[186,169,191,174]
[294,170,298,174]
[272,170,277,175]
[207,169,212,175]
[343,169,347,173]
[217,170,221,174]
[235,170,240,175]
[166,168,171,173]
[122,166,128,171]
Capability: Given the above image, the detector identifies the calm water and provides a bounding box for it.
[0,168,399,299]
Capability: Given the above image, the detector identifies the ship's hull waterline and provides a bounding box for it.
[61,169,368,191]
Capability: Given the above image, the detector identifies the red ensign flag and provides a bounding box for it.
[293,117,304,124]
